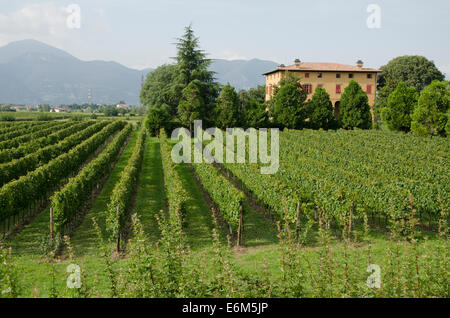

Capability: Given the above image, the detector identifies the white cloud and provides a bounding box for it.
[0,3,69,37]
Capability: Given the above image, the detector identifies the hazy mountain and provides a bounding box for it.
[210,59,278,90]
[0,40,277,105]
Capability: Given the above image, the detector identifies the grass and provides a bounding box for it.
[175,162,217,250]
[71,130,139,256]
[241,201,278,247]
[133,137,166,242]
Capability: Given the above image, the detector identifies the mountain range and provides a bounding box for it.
[0,40,278,105]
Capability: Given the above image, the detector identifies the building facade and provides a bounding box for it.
[263,60,380,119]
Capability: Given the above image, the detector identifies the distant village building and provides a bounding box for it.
[10,105,38,111]
[51,107,70,113]
[264,59,380,119]
[116,103,131,110]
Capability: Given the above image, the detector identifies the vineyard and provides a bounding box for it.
[0,119,448,298]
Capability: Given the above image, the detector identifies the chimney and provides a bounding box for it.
[356,60,364,68]
[294,58,301,67]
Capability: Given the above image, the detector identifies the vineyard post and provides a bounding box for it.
[237,205,243,247]
[349,201,353,241]
[296,201,301,241]
[50,207,54,243]
[116,205,120,252]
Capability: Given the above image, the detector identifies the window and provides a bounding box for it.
[336,73,341,78]
[318,73,322,78]
[366,85,372,94]
[367,74,372,79]
[336,84,342,94]
[349,73,354,79]
[305,73,310,78]
[303,84,312,94]
[317,84,324,88]
[269,86,272,95]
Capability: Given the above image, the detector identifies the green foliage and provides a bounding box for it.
[38,104,50,112]
[241,100,270,129]
[272,83,308,129]
[177,80,203,132]
[0,121,121,228]
[446,110,450,136]
[140,64,182,116]
[0,122,99,187]
[102,106,119,117]
[375,55,445,122]
[174,25,219,125]
[381,82,418,132]
[238,85,266,108]
[0,114,15,122]
[307,87,335,130]
[192,161,245,231]
[340,80,372,129]
[0,121,94,163]
[106,125,146,248]
[146,106,170,136]
[222,128,448,228]
[52,124,132,235]
[159,129,188,222]
[378,56,445,93]
[36,114,53,121]
[0,246,19,298]
[215,84,240,129]
[411,80,450,136]
[0,121,65,146]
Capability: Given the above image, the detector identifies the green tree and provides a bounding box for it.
[272,82,307,129]
[147,106,170,136]
[241,100,269,129]
[246,85,266,105]
[381,82,418,132]
[174,24,219,124]
[215,84,239,129]
[178,80,203,132]
[411,80,450,137]
[446,110,450,136]
[103,106,118,117]
[375,55,445,122]
[340,80,372,129]
[237,85,265,113]
[140,64,181,116]
[306,87,335,130]
[38,104,50,112]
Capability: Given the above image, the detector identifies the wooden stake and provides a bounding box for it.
[50,207,54,243]
[349,201,354,241]
[295,201,301,241]
[116,205,120,252]
[237,205,243,247]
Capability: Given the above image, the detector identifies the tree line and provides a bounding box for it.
[141,25,449,137]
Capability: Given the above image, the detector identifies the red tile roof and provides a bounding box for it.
[263,62,381,75]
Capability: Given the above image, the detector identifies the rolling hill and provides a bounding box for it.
[0,39,277,105]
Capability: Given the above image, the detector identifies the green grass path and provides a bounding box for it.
[71,130,138,256]
[241,202,278,247]
[175,163,217,250]
[133,137,166,242]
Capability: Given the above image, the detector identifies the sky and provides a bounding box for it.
[0,0,449,76]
